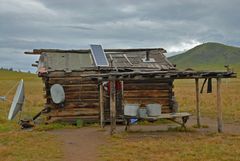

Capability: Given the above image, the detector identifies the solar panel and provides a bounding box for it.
[90,44,109,66]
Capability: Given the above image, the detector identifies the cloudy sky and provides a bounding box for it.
[0,0,239,71]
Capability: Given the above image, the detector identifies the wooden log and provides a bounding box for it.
[47,115,99,123]
[124,91,170,98]
[216,78,223,133]
[65,98,99,103]
[195,78,201,128]
[123,79,172,83]
[63,102,99,108]
[48,78,97,85]
[49,108,99,117]
[99,83,104,128]
[65,94,99,100]
[124,98,169,105]
[25,48,165,55]
[124,85,170,90]
[110,79,116,135]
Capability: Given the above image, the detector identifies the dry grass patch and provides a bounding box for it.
[174,77,240,123]
[0,131,62,161]
[0,70,62,161]
[100,132,240,161]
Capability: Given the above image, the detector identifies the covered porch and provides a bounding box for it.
[84,70,236,134]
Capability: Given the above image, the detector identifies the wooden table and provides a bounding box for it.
[124,112,192,131]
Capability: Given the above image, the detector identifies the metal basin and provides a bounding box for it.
[124,104,139,116]
[146,104,161,116]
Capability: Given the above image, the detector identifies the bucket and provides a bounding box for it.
[146,104,161,116]
[138,108,148,118]
[124,104,139,116]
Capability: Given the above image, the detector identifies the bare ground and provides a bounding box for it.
[51,116,240,161]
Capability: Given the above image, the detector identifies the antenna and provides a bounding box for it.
[6,79,48,129]
[8,79,25,120]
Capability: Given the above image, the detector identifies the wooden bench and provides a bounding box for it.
[124,112,192,131]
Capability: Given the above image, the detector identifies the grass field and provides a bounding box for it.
[0,69,239,161]
[0,70,63,161]
[175,78,240,123]
[100,132,240,161]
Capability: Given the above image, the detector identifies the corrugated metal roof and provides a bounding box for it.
[35,48,175,72]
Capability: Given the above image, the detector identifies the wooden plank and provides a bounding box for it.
[124,91,170,98]
[63,102,99,108]
[50,107,99,116]
[110,79,116,135]
[65,94,99,99]
[99,83,104,128]
[216,78,223,133]
[123,79,172,83]
[124,85,170,90]
[47,115,99,123]
[48,78,97,85]
[124,98,169,105]
[195,78,201,128]
[65,98,99,103]
[146,112,191,119]
[124,82,169,86]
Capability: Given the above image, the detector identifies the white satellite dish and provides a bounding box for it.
[8,79,25,120]
[0,96,6,101]
[50,84,65,104]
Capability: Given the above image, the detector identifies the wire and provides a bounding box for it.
[4,81,19,97]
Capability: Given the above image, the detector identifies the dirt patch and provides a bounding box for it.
[51,116,240,161]
[51,127,108,161]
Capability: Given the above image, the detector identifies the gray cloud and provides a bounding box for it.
[0,0,239,71]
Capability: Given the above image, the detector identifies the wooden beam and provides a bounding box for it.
[110,78,116,135]
[216,78,223,133]
[195,78,201,128]
[24,48,166,55]
[99,83,104,128]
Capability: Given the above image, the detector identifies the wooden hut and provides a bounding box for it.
[26,48,175,122]
[25,47,236,133]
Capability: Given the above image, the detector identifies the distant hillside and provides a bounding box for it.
[169,42,240,70]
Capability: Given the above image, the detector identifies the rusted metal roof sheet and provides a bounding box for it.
[27,48,175,72]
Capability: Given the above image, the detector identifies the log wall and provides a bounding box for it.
[123,79,174,113]
[42,71,100,122]
[41,71,174,122]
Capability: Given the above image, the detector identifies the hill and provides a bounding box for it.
[169,42,240,70]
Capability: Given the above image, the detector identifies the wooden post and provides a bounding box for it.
[99,83,104,128]
[195,78,201,128]
[110,78,116,135]
[217,78,223,133]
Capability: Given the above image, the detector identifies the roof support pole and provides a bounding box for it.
[110,78,116,135]
[216,77,223,133]
[99,82,104,128]
[195,78,201,128]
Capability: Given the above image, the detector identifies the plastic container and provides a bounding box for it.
[146,104,161,116]
[138,108,148,118]
[124,104,139,116]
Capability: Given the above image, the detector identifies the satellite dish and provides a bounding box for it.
[0,96,6,101]
[8,79,25,120]
[50,84,65,104]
